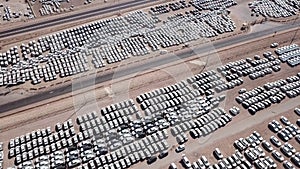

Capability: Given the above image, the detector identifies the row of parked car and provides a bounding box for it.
[190,0,237,11]
[0,3,34,22]
[171,108,300,169]
[37,0,76,16]
[171,105,222,135]
[12,129,79,166]
[190,108,233,139]
[137,67,231,119]
[134,62,240,155]
[276,44,299,56]
[138,81,197,113]
[8,128,169,169]
[4,56,295,169]
[218,51,281,83]
[214,52,281,94]
[148,9,233,50]
[0,46,19,67]
[0,9,156,86]
[80,131,169,169]
[268,114,300,168]
[187,65,243,93]
[276,43,300,67]
[0,48,89,86]
[4,100,174,169]
[149,0,189,15]
[76,99,175,161]
[0,1,239,88]
[248,0,299,18]
[240,114,300,168]
[175,141,256,169]
[150,0,237,16]
[187,70,225,93]
[78,116,134,152]
[235,72,300,114]
[235,131,294,169]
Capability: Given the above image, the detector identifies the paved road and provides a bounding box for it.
[0,0,152,38]
[0,21,300,113]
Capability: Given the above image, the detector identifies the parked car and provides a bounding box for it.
[270,43,279,48]
[283,160,295,169]
[261,140,273,152]
[213,148,223,159]
[272,150,284,162]
[169,162,178,169]
[147,156,157,164]
[175,144,185,153]
[270,136,282,147]
[158,151,168,159]
[280,116,291,126]
[294,108,300,116]
[182,154,192,168]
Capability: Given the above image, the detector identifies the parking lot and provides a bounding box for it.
[0,0,34,24]
[0,1,239,88]
[248,0,300,18]
[170,108,300,169]
[0,0,300,169]
[0,29,299,168]
[1,0,299,90]
[29,0,130,17]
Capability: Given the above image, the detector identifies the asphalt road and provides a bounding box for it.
[0,0,152,39]
[0,21,300,113]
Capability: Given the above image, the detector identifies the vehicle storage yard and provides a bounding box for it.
[29,0,125,17]
[0,0,34,24]
[0,0,300,169]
